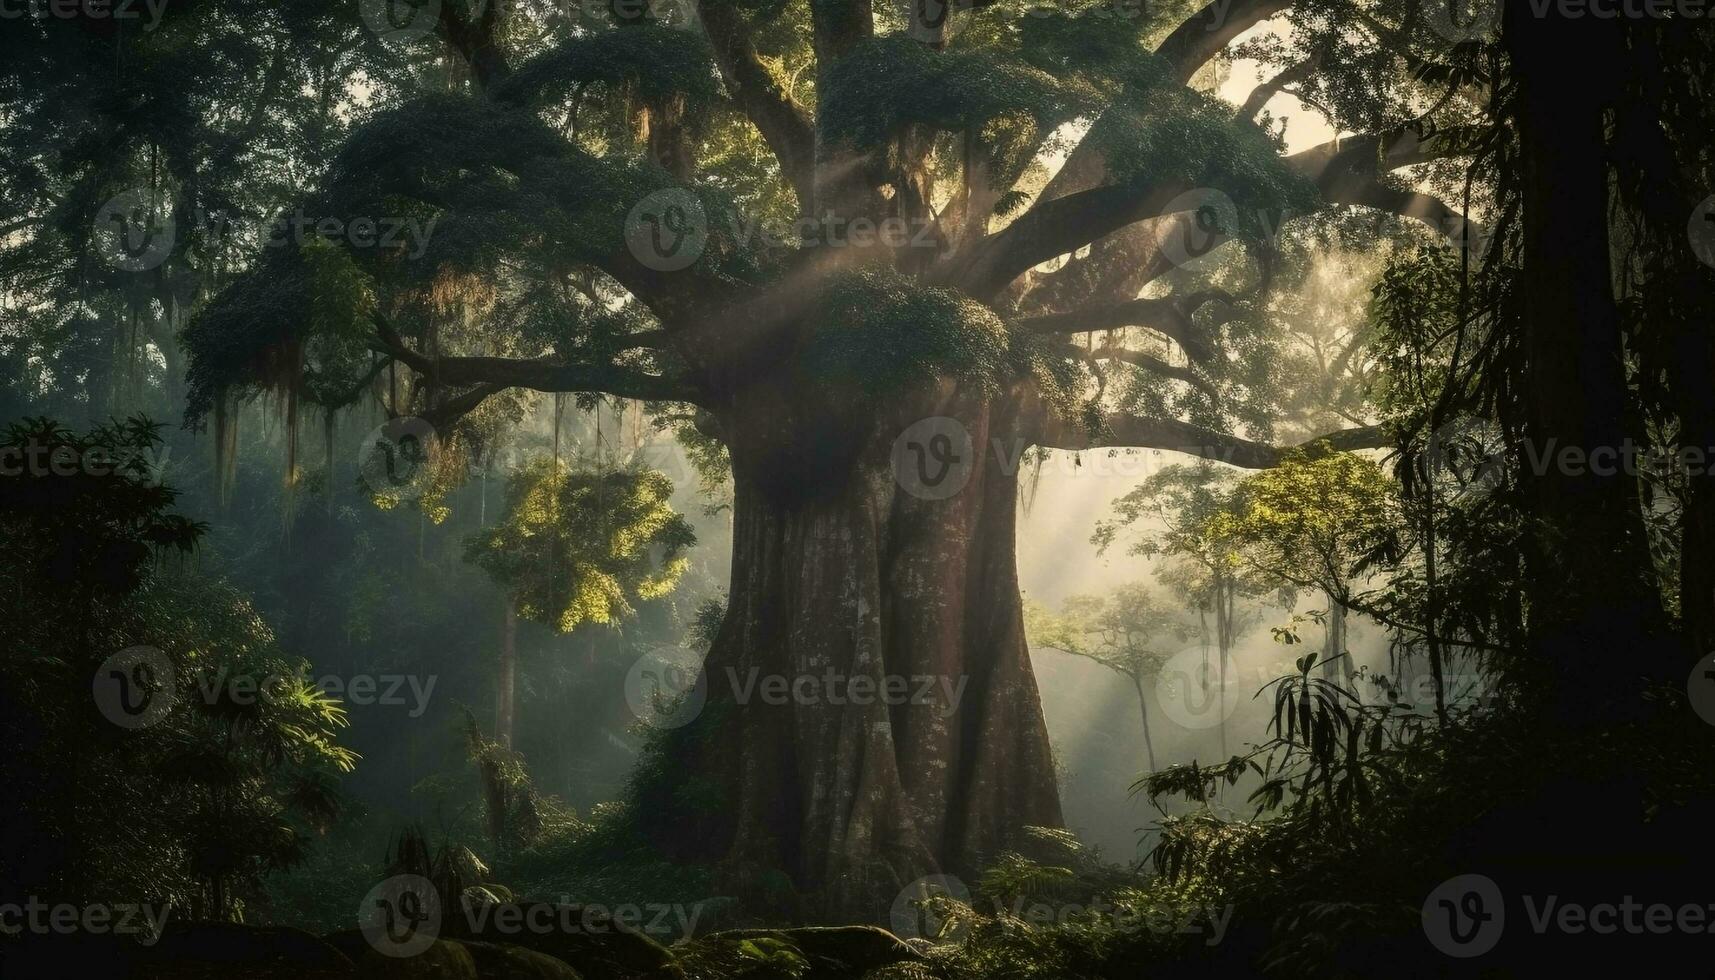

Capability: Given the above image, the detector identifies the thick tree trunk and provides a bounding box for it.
[1506,11,1671,722]
[661,386,1063,920]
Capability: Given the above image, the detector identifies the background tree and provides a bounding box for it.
[465,454,695,746]
[1096,463,1276,760]
[0,418,354,922]
[1227,450,1400,691]
[1027,583,1187,773]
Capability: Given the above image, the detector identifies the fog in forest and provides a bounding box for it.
[6,2,1714,976]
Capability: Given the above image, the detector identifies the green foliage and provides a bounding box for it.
[0,419,354,919]
[819,38,1100,156]
[465,456,696,633]
[689,595,727,651]
[461,707,573,852]
[182,237,387,425]
[1228,450,1402,602]
[860,828,1230,980]
[1096,463,1271,618]
[1094,85,1318,234]
[498,25,722,116]
[0,417,202,598]
[799,268,1013,395]
[1027,583,1184,682]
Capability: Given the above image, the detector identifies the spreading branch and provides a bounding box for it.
[1155,0,1296,85]
[371,313,705,406]
[697,1,817,210]
[1036,0,1298,207]
[941,181,1190,301]
[1285,128,1477,234]
[1078,343,1223,403]
[1037,412,1390,469]
[1017,292,1237,365]
[1240,56,1321,120]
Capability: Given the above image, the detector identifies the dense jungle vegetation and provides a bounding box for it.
[3,0,1714,977]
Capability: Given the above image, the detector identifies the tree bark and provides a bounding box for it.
[1506,10,1670,722]
[1133,674,1158,775]
[656,385,1063,920]
[1321,589,1349,688]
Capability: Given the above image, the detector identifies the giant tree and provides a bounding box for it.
[178,0,1473,916]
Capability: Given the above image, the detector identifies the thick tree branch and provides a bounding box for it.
[1286,127,1480,234]
[1156,0,1295,85]
[697,1,817,210]
[1032,0,1296,208]
[1000,123,1479,307]
[1018,293,1232,365]
[1037,412,1390,469]
[941,181,1189,301]
[372,313,705,406]
[1080,343,1223,403]
[1240,55,1320,120]
[420,382,506,432]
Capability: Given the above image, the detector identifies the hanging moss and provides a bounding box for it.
[323,94,767,287]
[182,92,773,432]
[181,235,381,429]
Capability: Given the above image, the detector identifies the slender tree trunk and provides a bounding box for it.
[496,596,517,747]
[1133,674,1158,774]
[1321,590,1350,689]
[1217,577,1232,761]
[656,386,1063,920]
[1422,496,1449,722]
